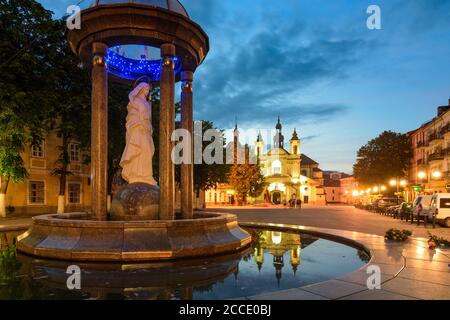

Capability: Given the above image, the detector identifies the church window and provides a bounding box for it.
[272,160,282,175]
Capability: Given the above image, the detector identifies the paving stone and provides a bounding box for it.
[248,288,328,300]
[397,267,450,286]
[382,277,450,300]
[301,280,367,300]
[340,289,419,300]
[406,258,450,272]
[338,269,392,286]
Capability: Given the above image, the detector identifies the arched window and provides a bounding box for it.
[272,160,282,175]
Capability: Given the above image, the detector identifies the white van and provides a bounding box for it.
[430,193,450,227]
[412,195,433,217]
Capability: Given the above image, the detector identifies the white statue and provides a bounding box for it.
[120,82,157,186]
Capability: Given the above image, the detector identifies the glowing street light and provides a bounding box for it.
[432,171,442,179]
[400,180,407,187]
[417,171,426,180]
[373,186,379,193]
[380,185,387,191]
[389,179,397,187]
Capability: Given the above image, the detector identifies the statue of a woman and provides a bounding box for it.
[120,82,157,186]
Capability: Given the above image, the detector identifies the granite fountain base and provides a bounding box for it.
[16,212,251,262]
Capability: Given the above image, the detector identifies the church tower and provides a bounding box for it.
[255,131,264,158]
[290,128,300,155]
[233,118,240,164]
[273,115,284,149]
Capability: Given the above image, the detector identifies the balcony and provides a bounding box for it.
[428,151,445,163]
[440,124,450,136]
[416,141,426,148]
[428,132,444,144]
[417,159,426,166]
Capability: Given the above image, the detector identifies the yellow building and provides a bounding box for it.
[205,117,326,206]
[1,132,206,217]
[409,99,450,196]
[254,117,326,205]
[1,132,91,216]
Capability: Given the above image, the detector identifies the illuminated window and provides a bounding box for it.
[29,181,45,204]
[31,140,45,158]
[272,160,282,175]
[68,183,81,204]
[70,144,81,162]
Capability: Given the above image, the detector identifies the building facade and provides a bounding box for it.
[408,99,450,197]
[1,133,91,216]
[339,176,359,204]
[206,117,326,206]
[1,131,205,216]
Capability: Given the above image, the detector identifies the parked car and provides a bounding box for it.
[412,195,433,217]
[429,193,450,227]
[375,198,403,213]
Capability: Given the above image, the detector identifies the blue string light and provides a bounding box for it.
[105,49,182,81]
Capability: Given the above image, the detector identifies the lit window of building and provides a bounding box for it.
[68,183,81,204]
[272,160,282,175]
[29,181,45,204]
[31,140,45,158]
[70,143,81,162]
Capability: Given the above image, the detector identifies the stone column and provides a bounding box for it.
[159,43,176,220]
[91,42,109,221]
[180,71,194,219]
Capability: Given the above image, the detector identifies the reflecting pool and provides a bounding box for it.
[0,228,369,300]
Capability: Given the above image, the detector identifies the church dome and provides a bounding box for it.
[91,0,189,18]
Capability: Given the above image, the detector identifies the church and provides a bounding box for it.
[205,117,326,206]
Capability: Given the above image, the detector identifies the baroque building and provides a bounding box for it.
[206,117,326,206]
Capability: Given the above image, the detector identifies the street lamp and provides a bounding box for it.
[418,171,426,180]
[389,177,407,199]
[432,171,442,179]
[373,186,379,193]
[380,185,387,192]
[291,178,301,208]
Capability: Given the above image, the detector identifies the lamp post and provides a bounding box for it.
[389,177,407,200]
[291,178,300,209]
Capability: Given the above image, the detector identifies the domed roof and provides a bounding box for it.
[92,0,189,18]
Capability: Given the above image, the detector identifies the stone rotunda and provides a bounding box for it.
[16,0,251,262]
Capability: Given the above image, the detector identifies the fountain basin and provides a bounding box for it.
[16,212,251,262]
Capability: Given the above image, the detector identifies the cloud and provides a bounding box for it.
[194,23,368,128]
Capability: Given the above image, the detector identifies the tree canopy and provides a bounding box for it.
[228,147,265,205]
[353,131,411,186]
[0,0,61,189]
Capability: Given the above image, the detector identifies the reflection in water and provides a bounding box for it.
[0,228,369,300]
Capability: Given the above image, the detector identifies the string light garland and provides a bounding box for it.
[105,49,182,81]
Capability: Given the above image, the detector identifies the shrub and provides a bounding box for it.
[385,228,412,242]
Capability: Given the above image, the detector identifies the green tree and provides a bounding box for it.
[47,19,91,213]
[229,147,265,205]
[353,131,412,186]
[190,121,230,207]
[0,0,58,216]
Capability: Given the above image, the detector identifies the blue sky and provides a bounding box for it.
[38,0,450,173]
